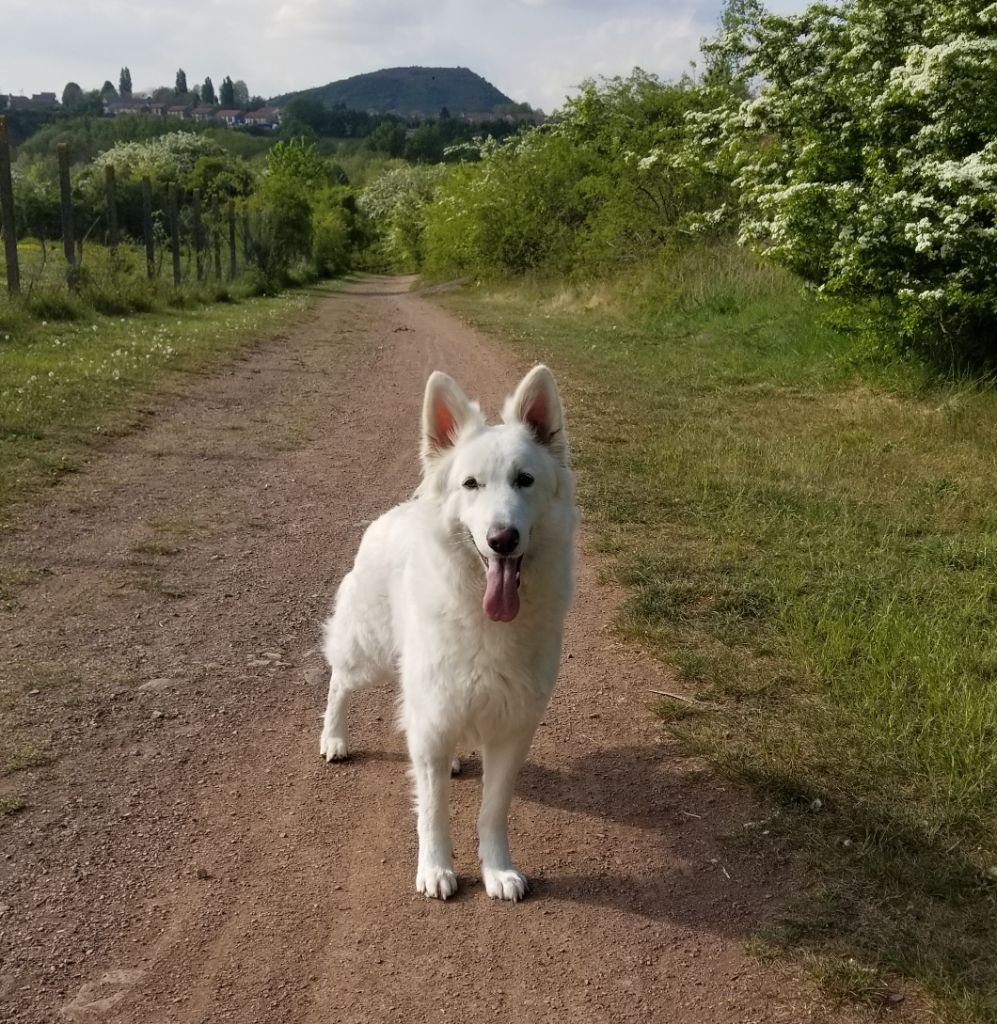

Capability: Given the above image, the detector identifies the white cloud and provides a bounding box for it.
[3,0,807,112]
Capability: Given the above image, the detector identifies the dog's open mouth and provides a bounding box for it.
[481,554,523,623]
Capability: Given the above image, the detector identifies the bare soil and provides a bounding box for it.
[1,277,873,1023]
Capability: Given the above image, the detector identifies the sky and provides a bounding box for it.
[4,0,806,113]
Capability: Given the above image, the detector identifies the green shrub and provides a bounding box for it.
[701,0,997,369]
[358,164,448,272]
[419,70,730,281]
[312,204,352,277]
[23,289,85,321]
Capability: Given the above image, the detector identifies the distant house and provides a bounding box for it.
[191,107,216,122]
[216,109,244,126]
[167,104,192,119]
[7,92,60,112]
[243,107,281,129]
[105,98,164,116]
[462,109,543,125]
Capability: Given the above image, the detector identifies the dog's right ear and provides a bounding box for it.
[421,371,481,467]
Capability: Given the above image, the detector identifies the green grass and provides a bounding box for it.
[0,796,27,817]
[1,237,263,319]
[0,289,310,520]
[438,244,997,1022]
[4,743,54,773]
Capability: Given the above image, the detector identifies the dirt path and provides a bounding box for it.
[1,276,863,1023]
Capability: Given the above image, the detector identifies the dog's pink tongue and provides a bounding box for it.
[484,557,520,622]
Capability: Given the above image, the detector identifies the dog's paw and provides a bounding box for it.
[450,756,462,776]
[320,733,349,762]
[483,866,528,902]
[416,864,458,900]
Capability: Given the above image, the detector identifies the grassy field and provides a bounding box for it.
[439,246,997,1022]
[0,288,311,525]
[1,234,257,320]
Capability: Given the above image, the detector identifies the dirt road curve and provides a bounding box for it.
[1,277,859,1023]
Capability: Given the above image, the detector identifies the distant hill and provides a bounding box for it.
[271,66,516,117]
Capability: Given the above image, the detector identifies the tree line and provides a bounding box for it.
[56,67,265,113]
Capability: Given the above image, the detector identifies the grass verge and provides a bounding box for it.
[0,288,312,521]
[437,244,997,1022]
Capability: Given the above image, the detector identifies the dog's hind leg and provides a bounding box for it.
[319,668,354,762]
[478,732,534,902]
[319,573,388,761]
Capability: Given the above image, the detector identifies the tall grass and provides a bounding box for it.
[438,244,997,1021]
[0,236,270,324]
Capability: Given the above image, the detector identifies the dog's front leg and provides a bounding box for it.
[408,733,458,900]
[478,732,534,901]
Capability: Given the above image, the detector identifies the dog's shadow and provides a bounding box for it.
[506,745,786,933]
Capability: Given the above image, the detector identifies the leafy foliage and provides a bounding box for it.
[702,0,997,367]
[90,132,223,182]
[247,138,356,289]
[419,70,728,279]
[359,165,448,271]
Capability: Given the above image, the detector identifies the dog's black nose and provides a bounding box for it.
[487,526,520,555]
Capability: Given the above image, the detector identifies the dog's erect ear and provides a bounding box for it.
[421,371,481,465]
[503,364,569,465]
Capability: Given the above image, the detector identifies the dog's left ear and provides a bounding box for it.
[504,365,569,466]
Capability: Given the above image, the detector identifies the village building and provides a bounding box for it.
[243,107,281,129]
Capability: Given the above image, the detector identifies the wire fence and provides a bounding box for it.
[0,114,253,299]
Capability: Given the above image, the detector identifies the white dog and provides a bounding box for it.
[319,365,576,901]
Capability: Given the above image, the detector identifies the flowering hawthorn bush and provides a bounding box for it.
[701,0,997,365]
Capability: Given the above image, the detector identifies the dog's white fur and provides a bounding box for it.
[319,365,576,901]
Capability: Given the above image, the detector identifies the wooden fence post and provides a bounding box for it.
[227,200,237,280]
[141,176,155,280]
[211,196,222,281]
[167,183,181,287]
[192,188,204,282]
[0,115,19,295]
[104,164,119,254]
[57,143,78,289]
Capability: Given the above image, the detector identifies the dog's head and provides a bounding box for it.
[419,365,571,623]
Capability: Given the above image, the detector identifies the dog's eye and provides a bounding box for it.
[514,472,534,488]
[462,477,479,490]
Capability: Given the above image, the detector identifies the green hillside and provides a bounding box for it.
[271,66,515,116]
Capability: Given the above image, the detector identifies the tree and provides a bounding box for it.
[219,76,235,107]
[202,76,216,105]
[247,138,331,288]
[705,0,997,365]
[284,96,327,135]
[100,80,118,99]
[119,67,133,98]
[360,165,448,270]
[366,119,407,157]
[62,82,84,109]
[175,68,188,96]
[233,80,249,108]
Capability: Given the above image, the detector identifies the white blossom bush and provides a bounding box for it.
[700,0,997,365]
[359,164,448,271]
[90,132,223,182]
